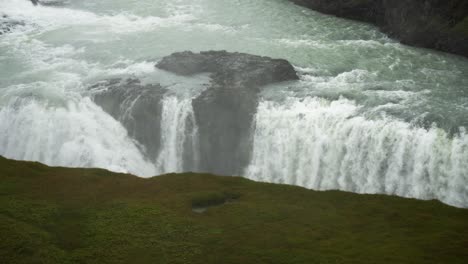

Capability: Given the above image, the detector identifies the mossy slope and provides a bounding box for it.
[1,156,468,263]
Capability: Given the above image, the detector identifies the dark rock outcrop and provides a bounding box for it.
[157,51,298,175]
[89,51,297,175]
[29,0,68,6]
[91,78,167,161]
[291,0,468,57]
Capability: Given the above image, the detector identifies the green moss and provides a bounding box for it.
[0,156,468,263]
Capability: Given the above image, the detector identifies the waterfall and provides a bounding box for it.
[2,0,468,209]
[155,96,199,173]
[0,97,157,176]
[245,97,468,207]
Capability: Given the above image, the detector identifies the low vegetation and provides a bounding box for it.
[1,156,468,263]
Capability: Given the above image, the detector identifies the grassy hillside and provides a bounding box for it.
[1,156,468,264]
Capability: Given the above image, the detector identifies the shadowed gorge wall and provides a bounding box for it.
[291,0,468,57]
[92,79,166,161]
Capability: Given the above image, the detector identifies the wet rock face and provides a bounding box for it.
[91,79,166,161]
[290,0,382,24]
[157,50,299,85]
[30,0,68,6]
[89,52,297,175]
[157,51,298,175]
[291,0,468,57]
[380,0,468,57]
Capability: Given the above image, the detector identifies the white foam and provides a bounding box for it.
[86,60,156,81]
[0,0,194,34]
[0,97,156,176]
[276,38,327,48]
[155,96,199,173]
[246,97,468,207]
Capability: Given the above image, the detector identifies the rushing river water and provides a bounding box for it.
[1,0,468,207]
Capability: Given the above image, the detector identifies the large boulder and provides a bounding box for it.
[91,78,167,161]
[157,51,298,175]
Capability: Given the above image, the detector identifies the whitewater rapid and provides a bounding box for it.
[1,0,468,207]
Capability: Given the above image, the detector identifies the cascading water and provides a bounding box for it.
[0,97,156,176]
[155,96,199,173]
[245,98,468,207]
[1,0,468,207]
